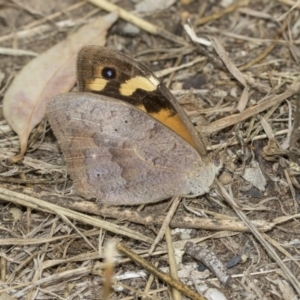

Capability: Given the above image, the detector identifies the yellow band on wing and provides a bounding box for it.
[120,76,159,96]
[86,78,108,91]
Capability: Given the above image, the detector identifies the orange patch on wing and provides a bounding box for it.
[150,109,195,147]
[136,104,147,112]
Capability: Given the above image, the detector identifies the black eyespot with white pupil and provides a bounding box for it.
[102,67,116,79]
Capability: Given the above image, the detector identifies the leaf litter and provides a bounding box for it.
[0,0,300,299]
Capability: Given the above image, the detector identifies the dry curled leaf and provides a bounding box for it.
[262,139,287,161]
[3,12,118,162]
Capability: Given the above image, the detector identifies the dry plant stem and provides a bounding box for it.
[1,232,241,281]
[290,98,300,154]
[283,168,297,210]
[184,242,232,287]
[33,190,275,232]
[0,187,152,244]
[247,103,280,142]
[0,209,274,243]
[259,115,276,140]
[27,119,47,153]
[0,251,6,282]
[148,196,181,254]
[279,0,300,6]
[0,229,104,247]
[26,222,56,299]
[6,267,91,297]
[184,203,234,220]
[123,204,145,232]
[142,261,160,299]
[203,26,288,46]
[1,232,239,274]
[200,82,300,134]
[7,252,40,283]
[165,227,181,300]
[210,37,248,112]
[86,0,187,46]
[165,55,183,89]
[116,242,208,300]
[0,233,97,246]
[211,129,289,151]
[196,0,249,25]
[1,188,273,233]
[0,177,66,185]
[237,7,276,20]
[284,100,294,150]
[24,1,86,29]
[239,17,289,71]
[262,233,300,269]
[0,2,85,43]
[59,213,96,251]
[0,47,37,56]
[215,179,300,296]
[103,241,116,300]
[113,282,160,300]
[211,37,247,87]
[0,20,76,44]
[0,74,13,97]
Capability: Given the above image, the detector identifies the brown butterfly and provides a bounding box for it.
[46,46,221,205]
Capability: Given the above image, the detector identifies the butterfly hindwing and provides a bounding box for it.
[47,93,206,205]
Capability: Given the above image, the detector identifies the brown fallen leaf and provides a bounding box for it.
[3,12,118,162]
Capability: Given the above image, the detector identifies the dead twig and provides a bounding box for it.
[117,242,208,300]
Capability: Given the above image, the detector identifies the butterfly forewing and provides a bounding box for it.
[77,46,200,150]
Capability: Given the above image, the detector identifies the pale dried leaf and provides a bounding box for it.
[134,0,176,14]
[204,288,227,300]
[278,279,298,300]
[3,12,118,161]
[242,161,266,191]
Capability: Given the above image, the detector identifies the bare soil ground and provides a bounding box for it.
[0,0,299,299]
